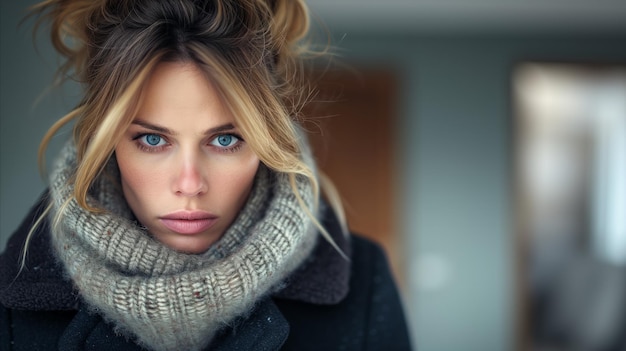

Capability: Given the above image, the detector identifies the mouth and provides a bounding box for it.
[159,211,218,235]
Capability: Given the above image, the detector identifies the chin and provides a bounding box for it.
[155,234,218,254]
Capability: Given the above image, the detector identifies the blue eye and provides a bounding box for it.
[218,135,232,146]
[211,134,239,148]
[140,134,165,147]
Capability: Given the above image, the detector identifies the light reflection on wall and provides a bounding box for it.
[514,63,626,350]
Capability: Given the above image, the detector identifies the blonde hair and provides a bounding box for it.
[25,0,347,261]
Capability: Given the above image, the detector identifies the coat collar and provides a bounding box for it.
[273,203,352,304]
[0,193,351,310]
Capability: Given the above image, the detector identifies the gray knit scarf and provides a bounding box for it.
[48,142,319,351]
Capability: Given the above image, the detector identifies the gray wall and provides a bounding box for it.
[2,1,626,350]
[1,0,80,249]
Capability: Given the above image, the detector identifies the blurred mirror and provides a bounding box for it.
[514,63,626,351]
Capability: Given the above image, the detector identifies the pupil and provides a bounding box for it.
[218,135,232,146]
[147,135,160,146]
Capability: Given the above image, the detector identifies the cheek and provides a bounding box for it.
[218,157,259,206]
[115,148,166,206]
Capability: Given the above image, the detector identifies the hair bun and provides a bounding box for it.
[270,0,309,46]
[30,0,109,81]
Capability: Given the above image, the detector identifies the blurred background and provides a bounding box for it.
[2,1,626,350]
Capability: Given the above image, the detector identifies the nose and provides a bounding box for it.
[173,153,207,197]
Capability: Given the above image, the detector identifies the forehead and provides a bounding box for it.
[141,62,218,107]
[135,62,232,127]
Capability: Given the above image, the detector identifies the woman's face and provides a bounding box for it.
[115,62,259,254]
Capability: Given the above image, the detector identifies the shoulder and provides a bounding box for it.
[0,193,81,349]
[349,234,406,321]
[350,234,391,277]
[0,192,78,311]
[275,233,413,351]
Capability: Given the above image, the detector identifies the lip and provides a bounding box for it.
[159,211,218,235]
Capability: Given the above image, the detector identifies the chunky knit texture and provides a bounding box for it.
[48,142,319,351]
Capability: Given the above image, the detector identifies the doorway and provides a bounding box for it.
[303,68,405,285]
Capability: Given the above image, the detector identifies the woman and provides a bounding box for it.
[0,0,412,350]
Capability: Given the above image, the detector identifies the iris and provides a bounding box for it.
[145,134,161,146]
[217,135,233,146]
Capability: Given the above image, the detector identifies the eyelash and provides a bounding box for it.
[131,133,245,153]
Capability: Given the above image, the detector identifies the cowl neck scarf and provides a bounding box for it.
[48,142,319,351]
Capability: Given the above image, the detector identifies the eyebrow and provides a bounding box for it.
[131,120,236,136]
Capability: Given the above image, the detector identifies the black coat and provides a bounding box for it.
[1,195,413,351]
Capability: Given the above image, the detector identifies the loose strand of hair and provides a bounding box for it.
[15,200,52,279]
[51,193,74,237]
[289,173,349,261]
[73,55,161,212]
[318,171,348,236]
[26,0,96,86]
[38,106,85,178]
